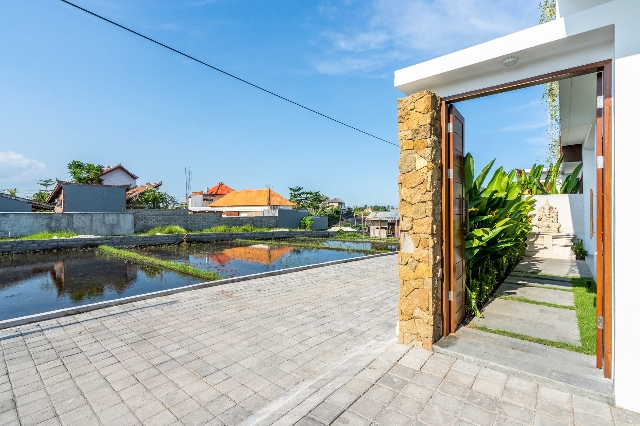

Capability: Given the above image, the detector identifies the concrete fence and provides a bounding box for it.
[0,230,336,254]
[0,210,280,238]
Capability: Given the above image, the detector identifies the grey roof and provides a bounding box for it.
[0,192,54,210]
[366,209,400,221]
[327,198,345,204]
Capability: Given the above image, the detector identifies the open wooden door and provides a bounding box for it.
[595,64,613,378]
[445,104,466,333]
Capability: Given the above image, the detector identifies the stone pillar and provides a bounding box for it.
[397,90,443,349]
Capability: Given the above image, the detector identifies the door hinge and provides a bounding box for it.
[597,156,604,169]
[597,96,604,109]
[447,123,453,133]
[448,291,454,301]
[447,169,453,179]
[597,316,604,329]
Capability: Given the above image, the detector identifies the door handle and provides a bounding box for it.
[590,189,595,239]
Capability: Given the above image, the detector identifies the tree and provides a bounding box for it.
[131,188,178,209]
[7,188,17,197]
[67,161,104,184]
[32,191,50,203]
[288,186,327,216]
[37,179,55,191]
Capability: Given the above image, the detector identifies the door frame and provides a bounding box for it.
[439,60,613,378]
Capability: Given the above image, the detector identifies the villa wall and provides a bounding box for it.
[397,90,443,349]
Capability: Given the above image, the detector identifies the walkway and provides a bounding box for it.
[1,255,637,425]
[436,256,614,404]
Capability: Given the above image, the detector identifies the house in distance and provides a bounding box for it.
[208,188,294,217]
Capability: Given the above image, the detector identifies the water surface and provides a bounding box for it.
[0,251,200,321]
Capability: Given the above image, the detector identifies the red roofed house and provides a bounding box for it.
[208,188,294,216]
[188,182,235,209]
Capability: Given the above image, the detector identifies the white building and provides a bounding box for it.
[395,0,639,412]
[100,164,138,188]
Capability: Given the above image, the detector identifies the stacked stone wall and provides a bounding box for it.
[397,90,444,349]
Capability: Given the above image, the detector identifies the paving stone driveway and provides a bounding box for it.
[1,255,638,425]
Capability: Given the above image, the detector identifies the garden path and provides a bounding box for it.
[434,256,613,403]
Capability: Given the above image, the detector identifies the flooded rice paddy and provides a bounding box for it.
[0,239,395,321]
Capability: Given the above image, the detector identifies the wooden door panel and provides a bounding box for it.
[447,104,466,333]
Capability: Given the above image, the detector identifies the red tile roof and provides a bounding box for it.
[209,188,294,207]
[126,182,162,200]
[101,164,139,180]
[208,182,235,196]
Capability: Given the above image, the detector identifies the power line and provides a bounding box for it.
[59,0,399,147]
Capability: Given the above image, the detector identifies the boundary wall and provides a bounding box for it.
[0,230,335,254]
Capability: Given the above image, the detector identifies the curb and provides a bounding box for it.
[0,251,397,331]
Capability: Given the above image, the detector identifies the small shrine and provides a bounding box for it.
[536,200,561,233]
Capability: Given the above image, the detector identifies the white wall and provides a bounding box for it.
[531,195,584,239]
[611,0,640,411]
[101,169,136,187]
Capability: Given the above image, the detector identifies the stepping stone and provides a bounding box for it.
[495,283,575,306]
[514,258,592,278]
[470,299,581,346]
[504,276,574,291]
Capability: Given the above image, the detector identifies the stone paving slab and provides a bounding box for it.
[471,299,581,346]
[250,342,637,426]
[504,277,574,291]
[495,283,575,306]
[1,255,637,425]
[514,258,592,278]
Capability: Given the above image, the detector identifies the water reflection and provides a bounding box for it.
[0,251,199,321]
[136,242,365,277]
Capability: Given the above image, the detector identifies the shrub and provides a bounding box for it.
[465,153,534,315]
[201,224,270,233]
[146,225,187,235]
[300,217,314,230]
[572,239,588,260]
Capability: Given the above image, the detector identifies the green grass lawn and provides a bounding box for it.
[97,245,223,281]
[0,230,77,241]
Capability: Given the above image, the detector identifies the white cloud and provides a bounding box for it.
[0,151,46,184]
[312,0,539,75]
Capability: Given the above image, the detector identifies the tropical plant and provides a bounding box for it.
[288,186,327,215]
[67,160,104,184]
[465,153,535,315]
[131,188,179,209]
[37,179,55,191]
[32,190,50,203]
[571,239,588,260]
[300,216,314,230]
[517,155,582,195]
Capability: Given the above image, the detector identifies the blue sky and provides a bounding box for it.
[0,0,543,206]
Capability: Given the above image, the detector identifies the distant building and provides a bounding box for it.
[365,210,400,238]
[208,188,294,216]
[46,181,127,213]
[0,193,53,212]
[100,164,139,188]
[189,182,235,209]
[325,198,347,212]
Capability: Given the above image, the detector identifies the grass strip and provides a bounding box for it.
[235,239,392,254]
[504,282,574,292]
[572,277,597,355]
[497,295,575,310]
[97,245,223,281]
[0,230,77,241]
[468,324,589,355]
[512,270,579,280]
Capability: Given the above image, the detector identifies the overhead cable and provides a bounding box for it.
[59,0,398,147]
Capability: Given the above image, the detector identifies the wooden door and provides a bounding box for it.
[595,65,613,378]
[446,104,466,332]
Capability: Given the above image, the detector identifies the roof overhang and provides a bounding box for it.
[394,4,615,98]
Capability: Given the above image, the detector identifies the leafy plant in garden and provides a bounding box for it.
[67,161,104,184]
[300,216,314,230]
[571,239,588,260]
[465,153,535,315]
[517,155,582,195]
[130,188,179,209]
